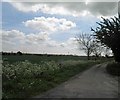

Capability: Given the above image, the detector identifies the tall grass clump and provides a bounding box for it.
[3,60,59,79]
[2,60,59,98]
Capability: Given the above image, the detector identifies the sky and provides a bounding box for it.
[1,1,118,55]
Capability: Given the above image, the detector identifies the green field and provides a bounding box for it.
[2,54,110,98]
[2,54,88,63]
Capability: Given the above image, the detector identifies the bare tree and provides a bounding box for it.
[92,41,103,58]
[76,33,95,60]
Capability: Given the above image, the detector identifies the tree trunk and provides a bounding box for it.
[112,48,120,62]
[87,50,90,60]
[87,55,90,60]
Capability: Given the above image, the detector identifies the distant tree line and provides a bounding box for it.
[1,51,80,57]
[1,51,22,55]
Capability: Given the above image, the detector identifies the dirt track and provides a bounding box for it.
[34,63,119,98]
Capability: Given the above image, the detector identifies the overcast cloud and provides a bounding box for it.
[9,2,118,17]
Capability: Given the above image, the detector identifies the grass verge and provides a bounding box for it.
[2,60,102,99]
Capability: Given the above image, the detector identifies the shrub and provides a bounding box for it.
[106,62,120,76]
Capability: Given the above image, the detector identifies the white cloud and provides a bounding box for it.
[23,17,76,32]
[2,29,84,55]
[2,30,49,45]
[32,4,72,16]
[25,32,49,44]
[2,30,25,43]
[9,2,118,17]
[66,37,78,45]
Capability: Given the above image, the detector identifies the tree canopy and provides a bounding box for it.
[91,16,120,62]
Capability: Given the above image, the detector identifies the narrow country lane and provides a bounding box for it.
[34,63,119,98]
